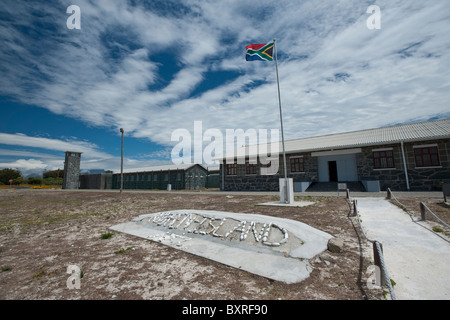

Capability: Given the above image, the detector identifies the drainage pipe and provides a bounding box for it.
[400,141,410,191]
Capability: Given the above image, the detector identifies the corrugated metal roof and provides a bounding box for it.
[123,163,204,173]
[219,118,450,159]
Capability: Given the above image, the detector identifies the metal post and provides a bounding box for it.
[120,128,124,193]
[373,241,386,287]
[221,161,225,191]
[420,202,426,221]
[400,141,410,191]
[273,39,289,203]
[353,199,358,217]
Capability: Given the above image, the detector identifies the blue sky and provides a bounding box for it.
[1,0,449,177]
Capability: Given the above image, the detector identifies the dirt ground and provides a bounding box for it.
[0,189,387,300]
[388,197,450,238]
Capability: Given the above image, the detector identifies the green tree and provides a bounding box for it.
[12,177,27,185]
[0,168,22,185]
[43,169,64,179]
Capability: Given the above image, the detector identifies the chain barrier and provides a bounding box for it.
[420,201,450,229]
[388,188,450,229]
[386,188,414,220]
[347,190,397,300]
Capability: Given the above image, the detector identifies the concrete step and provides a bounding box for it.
[306,182,366,192]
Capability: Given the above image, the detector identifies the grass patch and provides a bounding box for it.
[114,247,133,254]
[33,270,46,278]
[89,212,103,216]
[432,226,444,233]
[100,231,114,239]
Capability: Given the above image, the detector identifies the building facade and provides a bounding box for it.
[79,164,219,190]
[219,119,450,192]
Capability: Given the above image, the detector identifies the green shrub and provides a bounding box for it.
[100,232,114,239]
[27,177,43,185]
[43,177,63,185]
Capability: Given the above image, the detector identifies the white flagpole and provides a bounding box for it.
[273,39,289,203]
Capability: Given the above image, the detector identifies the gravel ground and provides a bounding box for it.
[0,189,385,300]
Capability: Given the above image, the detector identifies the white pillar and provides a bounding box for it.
[279,178,294,204]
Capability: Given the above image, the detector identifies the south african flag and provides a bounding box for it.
[245,42,274,61]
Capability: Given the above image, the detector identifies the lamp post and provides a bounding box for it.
[120,128,124,193]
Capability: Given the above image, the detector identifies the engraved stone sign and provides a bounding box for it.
[111,209,333,283]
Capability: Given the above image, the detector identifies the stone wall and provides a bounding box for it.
[79,173,112,189]
[62,151,81,189]
[357,139,450,191]
[221,152,316,191]
[222,138,450,192]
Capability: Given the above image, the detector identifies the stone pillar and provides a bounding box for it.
[63,151,82,189]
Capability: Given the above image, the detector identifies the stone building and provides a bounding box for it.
[62,151,82,189]
[218,118,450,192]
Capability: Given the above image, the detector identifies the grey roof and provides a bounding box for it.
[219,118,450,159]
[123,163,205,173]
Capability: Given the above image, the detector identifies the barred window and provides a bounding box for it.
[245,161,257,175]
[414,146,440,167]
[227,162,237,175]
[373,150,395,169]
[290,157,304,173]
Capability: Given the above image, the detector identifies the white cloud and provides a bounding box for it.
[0,159,49,177]
[0,133,109,159]
[0,132,177,175]
[0,0,449,155]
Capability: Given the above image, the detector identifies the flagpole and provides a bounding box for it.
[273,39,289,203]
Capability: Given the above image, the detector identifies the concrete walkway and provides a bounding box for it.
[355,197,450,300]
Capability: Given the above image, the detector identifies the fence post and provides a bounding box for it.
[420,202,426,221]
[373,241,386,287]
[352,199,358,217]
[387,188,392,199]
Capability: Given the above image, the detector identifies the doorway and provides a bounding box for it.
[328,161,338,182]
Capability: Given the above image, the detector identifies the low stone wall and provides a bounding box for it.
[223,175,280,191]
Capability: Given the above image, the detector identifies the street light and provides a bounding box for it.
[120,128,124,193]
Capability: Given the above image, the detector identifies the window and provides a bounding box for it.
[227,162,237,175]
[373,150,395,169]
[245,160,257,175]
[414,146,440,167]
[290,157,304,173]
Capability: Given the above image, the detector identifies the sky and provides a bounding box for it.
[0,0,449,177]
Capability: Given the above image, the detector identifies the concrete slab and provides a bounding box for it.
[110,209,332,284]
[256,201,315,207]
[355,197,450,300]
